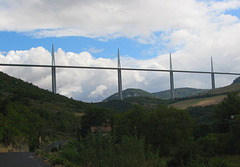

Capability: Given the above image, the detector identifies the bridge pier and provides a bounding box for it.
[117,49,123,100]
[211,57,215,90]
[170,53,175,99]
[52,44,57,93]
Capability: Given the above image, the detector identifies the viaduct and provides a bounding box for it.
[0,44,240,100]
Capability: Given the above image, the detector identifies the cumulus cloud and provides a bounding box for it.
[0,0,236,41]
[88,85,107,98]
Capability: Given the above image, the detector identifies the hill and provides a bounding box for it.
[0,71,95,152]
[204,83,240,96]
[0,71,90,113]
[100,77,240,111]
[103,88,155,101]
[169,82,240,109]
[153,87,208,99]
[97,96,175,112]
[170,95,226,109]
[104,87,208,102]
[232,76,240,85]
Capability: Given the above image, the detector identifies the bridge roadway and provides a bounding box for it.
[0,63,240,75]
[0,152,50,167]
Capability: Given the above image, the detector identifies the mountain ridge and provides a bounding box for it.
[104,87,209,101]
[103,88,155,102]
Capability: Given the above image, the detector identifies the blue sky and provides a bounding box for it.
[0,31,162,59]
[0,0,240,102]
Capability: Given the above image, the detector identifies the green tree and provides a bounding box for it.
[114,105,194,156]
[214,92,240,133]
[147,106,193,155]
[80,107,111,137]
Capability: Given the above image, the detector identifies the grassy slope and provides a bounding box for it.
[170,95,226,109]
[170,83,240,109]
[206,83,240,95]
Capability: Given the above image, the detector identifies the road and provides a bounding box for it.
[0,152,50,167]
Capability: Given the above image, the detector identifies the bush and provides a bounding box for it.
[208,158,233,167]
[197,133,219,157]
[167,141,206,167]
[60,133,166,167]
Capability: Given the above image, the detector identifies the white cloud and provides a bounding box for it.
[209,0,240,13]
[88,47,104,54]
[88,85,107,98]
[0,0,226,40]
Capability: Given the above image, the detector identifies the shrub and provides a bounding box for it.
[208,158,233,167]
[60,133,166,167]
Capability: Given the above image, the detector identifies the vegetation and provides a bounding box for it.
[205,83,240,96]
[170,95,226,109]
[103,88,155,101]
[104,87,210,101]
[0,71,94,151]
[55,92,240,166]
[96,96,175,112]
[232,76,240,85]
[153,87,209,99]
[1,71,240,166]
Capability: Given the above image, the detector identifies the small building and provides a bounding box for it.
[90,125,112,134]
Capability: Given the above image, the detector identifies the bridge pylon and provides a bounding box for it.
[117,49,123,100]
[170,53,175,99]
[211,57,215,90]
[52,44,57,93]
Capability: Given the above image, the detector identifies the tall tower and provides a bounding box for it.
[169,53,175,99]
[211,57,215,90]
[52,44,57,93]
[117,49,123,100]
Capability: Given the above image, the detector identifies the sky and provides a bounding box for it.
[0,0,240,102]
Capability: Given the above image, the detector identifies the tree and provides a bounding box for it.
[147,106,193,155]
[214,92,240,133]
[213,92,240,154]
[114,105,194,156]
[80,106,111,137]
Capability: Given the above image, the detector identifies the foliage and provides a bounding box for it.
[0,71,90,113]
[114,105,194,156]
[153,87,208,100]
[80,106,112,137]
[59,133,166,167]
[208,158,233,167]
[186,105,215,124]
[2,71,240,166]
[104,88,155,101]
[0,98,82,151]
[197,133,219,157]
[96,96,174,113]
[0,71,100,150]
[213,92,240,133]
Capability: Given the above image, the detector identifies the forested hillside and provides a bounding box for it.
[232,76,240,85]
[0,72,99,152]
[153,87,208,99]
[103,88,155,101]
[49,92,240,167]
[1,71,240,166]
